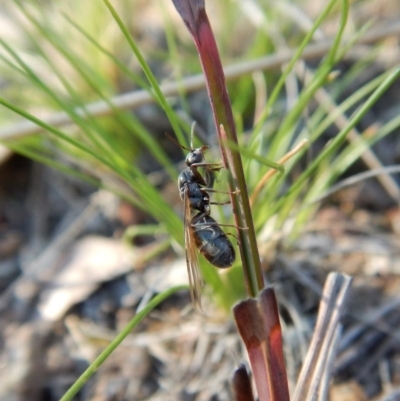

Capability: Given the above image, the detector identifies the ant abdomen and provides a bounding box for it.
[191,214,235,268]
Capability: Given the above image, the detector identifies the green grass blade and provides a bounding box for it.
[275,66,400,222]
[59,285,188,401]
[251,0,340,140]
[103,0,186,146]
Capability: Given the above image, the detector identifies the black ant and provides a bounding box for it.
[168,127,235,309]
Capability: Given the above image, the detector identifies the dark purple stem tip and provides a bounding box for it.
[171,0,205,35]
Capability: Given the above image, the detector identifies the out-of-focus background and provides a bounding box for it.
[1,0,400,400]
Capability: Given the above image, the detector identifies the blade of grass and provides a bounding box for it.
[62,13,149,89]
[0,96,183,242]
[271,66,400,228]
[250,139,309,206]
[246,0,350,222]
[14,1,178,179]
[268,0,349,163]
[313,165,400,204]
[251,0,341,142]
[0,140,102,188]
[60,285,188,401]
[0,96,114,169]
[2,21,399,140]
[302,67,400,185]
[0,37,121,170]
[309,114,400,203]
[251,65,400,236]
[103,0,186,146]
[308,70,392,144]
[296,62,400,201]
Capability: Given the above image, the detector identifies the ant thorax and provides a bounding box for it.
[180,180,210,214]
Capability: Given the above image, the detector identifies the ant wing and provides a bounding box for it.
[183,185,204,311]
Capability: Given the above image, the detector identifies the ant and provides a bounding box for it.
[168,127,235,309]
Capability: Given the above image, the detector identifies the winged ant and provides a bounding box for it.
[168,126,236,309]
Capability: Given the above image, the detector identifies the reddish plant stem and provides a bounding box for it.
[234,288,290,401]
[172,0,264,297]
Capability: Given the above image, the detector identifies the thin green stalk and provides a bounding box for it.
[103,0,186,146]
[251,0,340,141]
[247,0,349,223]
[0,96,183,242]
[15,1,177,179]
[0,140,102,188]
[309,71,389,143]
[62,13,148,89]
[276,66,400,216]
[269,0,349,161]
[60,285,188,401]
[0,36,103,146]
[0,96,113,169]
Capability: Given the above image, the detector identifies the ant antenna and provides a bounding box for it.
[166,120,211,152]
[166,121,199,151]
[165,133,191,151]
[190,121,197,150]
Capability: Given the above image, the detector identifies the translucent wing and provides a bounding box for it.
[183,184,204,311]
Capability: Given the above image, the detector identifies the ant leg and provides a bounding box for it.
[210,200,231,206]
[219,223,248,230]
[226,232,239,243]
[192,163,223,188]
[200,188,240,195]
[191,161,223,171]
[193,221,248,230]
[190,211,208,226]
[189,168,207,187]
[201,189,240,206]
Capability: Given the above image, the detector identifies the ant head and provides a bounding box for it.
[166,122,210,166]
[185,145,209,167]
